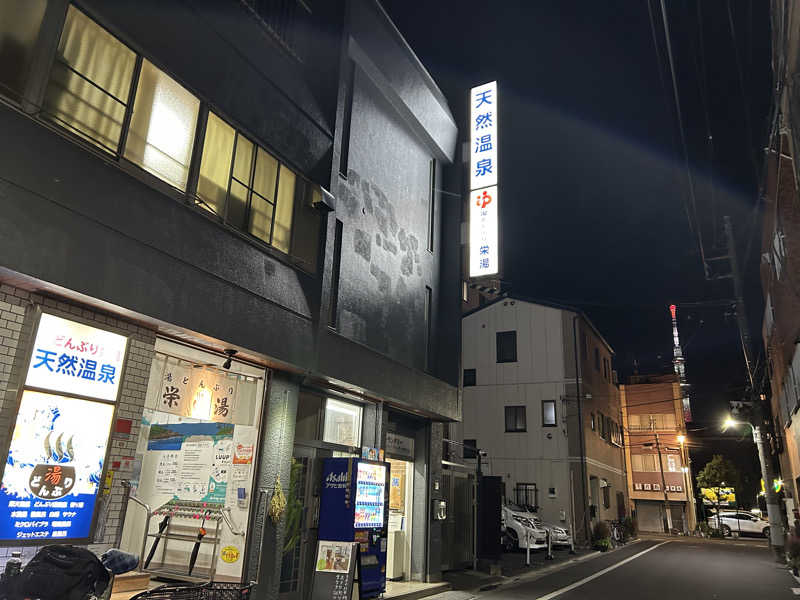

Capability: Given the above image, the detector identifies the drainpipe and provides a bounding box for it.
[572,314,591,545]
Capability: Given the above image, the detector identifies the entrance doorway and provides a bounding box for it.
[386,458,414,581]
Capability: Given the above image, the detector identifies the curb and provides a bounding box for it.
[462,538,645,597]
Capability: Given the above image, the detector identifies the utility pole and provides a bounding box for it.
[654,433,672,533]
[723,216,784,560]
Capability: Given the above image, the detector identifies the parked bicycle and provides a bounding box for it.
[609,520,627,548]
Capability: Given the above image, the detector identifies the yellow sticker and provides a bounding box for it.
[221,545,240,563]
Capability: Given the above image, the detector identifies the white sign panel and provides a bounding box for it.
[469,186,499,277]
[468,81,499,278]
[469,81,497,191]
[26,313,128,402]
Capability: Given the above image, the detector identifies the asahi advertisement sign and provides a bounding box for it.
[468,81,500,278]
[0,312,127,544]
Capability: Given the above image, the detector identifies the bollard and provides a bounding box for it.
[546,529,554,560]
[526,530,531,566]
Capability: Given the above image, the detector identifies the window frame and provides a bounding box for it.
[14,4,324,276]
[542,399,557,427]
[504,405,527,433]
[323,398,363,448]
[463,368,476,387]
[496,330,518,363]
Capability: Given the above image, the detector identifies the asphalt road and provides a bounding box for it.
[481,539,795,600]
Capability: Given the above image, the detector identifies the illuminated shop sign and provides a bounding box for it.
[26,313,128,402]
[0,391,115,541]
[0,312,127,544]
[468,81,499,278]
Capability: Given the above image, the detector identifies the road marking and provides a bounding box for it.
[535,542,670,600]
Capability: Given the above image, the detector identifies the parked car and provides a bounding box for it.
[532,516,572,547]
[707,511,769,538]
[501,503,547,551]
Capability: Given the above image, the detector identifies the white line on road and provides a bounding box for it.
[535,542,670,600]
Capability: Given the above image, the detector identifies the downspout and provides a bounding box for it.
[572,314,591,545]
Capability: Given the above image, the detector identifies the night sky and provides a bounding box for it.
[382,0,771,504]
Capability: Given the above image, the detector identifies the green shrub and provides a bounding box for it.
[593,538,611,552]
[592,520,610,541]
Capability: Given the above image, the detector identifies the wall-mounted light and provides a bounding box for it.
[222,349,238,370]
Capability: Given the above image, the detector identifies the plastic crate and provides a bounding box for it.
[128,581,252,600]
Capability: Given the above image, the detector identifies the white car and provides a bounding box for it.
[532,516,572,547]
[501,503,547,551]
[707,511,769,538]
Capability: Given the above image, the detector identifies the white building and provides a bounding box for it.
[457,296,628,543]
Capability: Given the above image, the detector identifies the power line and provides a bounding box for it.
[657,0,708,274]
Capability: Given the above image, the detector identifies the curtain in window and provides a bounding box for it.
[197,112,235,215]
[273,165,296,253]
[0,0,47,102]
[124,60,199,190]
[43,6,135,153]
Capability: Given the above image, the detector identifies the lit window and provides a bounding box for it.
[43,5,136,153]
[542,400,556,427]
[124,60,200,190]
[197,112,236,215]
[0,0,47,103]
[323,398,362,447]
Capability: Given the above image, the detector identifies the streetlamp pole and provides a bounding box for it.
[725,418,784,559]
[723,217,784,560]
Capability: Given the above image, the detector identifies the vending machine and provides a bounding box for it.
[318,457,390,599]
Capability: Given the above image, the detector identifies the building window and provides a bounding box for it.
[124,59,200,191]
[603,358,609,380]
[542,400,556,427]
[504,405,526,432]
[0,0,47,103]
[602,480,610,509]
[463,438,478,459]
[428,158,436,252]
[43,5,137,154]
[328,219,343,327]
[496,331,517,363]
[196,112,314,259]
[594,347,600,371]
[425,286,433,372]
[323,398,362,447]
[463,368,476,387]
[548,487,557,498]
[514,483,538,509]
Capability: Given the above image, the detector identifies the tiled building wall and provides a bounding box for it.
[0,282,156,561]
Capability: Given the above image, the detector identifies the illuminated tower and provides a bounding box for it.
[670,304,692,422]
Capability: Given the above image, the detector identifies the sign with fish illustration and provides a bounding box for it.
[0,391,115,543]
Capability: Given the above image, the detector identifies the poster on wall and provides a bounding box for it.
[0,391,115,542]
[147,422,234,502]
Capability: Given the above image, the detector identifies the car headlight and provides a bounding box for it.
[512,515,533,528]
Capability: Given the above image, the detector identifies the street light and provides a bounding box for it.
[721,415,783,559]
[677,434,686,444]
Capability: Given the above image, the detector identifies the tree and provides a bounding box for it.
[696,455,742,534]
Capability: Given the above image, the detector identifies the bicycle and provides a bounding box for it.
[609,520,626,548]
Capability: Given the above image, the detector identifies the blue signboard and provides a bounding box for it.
[0,391,115,542]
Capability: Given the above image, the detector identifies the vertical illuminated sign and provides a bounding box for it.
[0,311,128,544]
[468,81,499,278]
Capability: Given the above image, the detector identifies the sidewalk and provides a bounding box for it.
[442,540,643,595]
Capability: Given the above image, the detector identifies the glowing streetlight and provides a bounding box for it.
[677,434,686,444]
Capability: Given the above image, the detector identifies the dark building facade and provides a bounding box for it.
[0,0,458,596]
